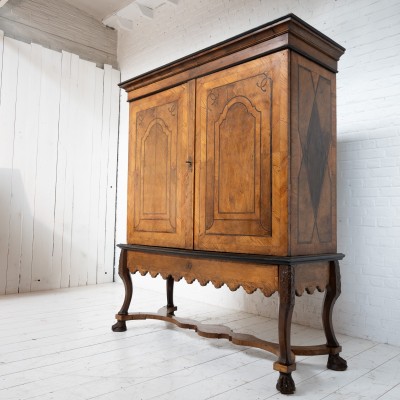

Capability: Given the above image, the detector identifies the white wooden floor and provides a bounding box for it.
[1,283,399,400]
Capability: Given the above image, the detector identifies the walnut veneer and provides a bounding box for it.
[112,14,346,395]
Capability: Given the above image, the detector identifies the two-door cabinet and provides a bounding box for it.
[112,14,346,394]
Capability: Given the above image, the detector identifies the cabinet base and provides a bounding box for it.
[112,245,347,395]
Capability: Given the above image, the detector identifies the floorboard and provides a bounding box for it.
[0,282,399,400]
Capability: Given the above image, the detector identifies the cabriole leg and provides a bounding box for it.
[323,260,347,371]
[166,275,177,315]
[112,249,132,332]
[274,265,296,395]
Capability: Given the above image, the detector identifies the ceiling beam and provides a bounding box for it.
[103,14,133,31]
[136,3,153,19]
[102,0,180,30]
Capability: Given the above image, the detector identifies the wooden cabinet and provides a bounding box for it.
[113,14,346,394]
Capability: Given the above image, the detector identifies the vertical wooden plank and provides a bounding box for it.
[52,50,72,289]
[101,68,120,283]
[18,43,42,293]
[0,30,3,96]
[0,30,7,294]
[60,53,79,289]
[69,58,97,287]
[0,37,19,295]
[66,57,83,288]
[80,61,98,286]
[30,46,62,291]
[63,54,85,289]
[6,40,32,294]
[96,65,112,283]
[87,67,104,285]
[0,29,3,293]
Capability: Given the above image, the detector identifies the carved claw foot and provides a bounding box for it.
[112,320,127,332]
[327,353,348,371]
[276,372,296,395]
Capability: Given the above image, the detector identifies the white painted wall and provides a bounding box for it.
[0,0,117,68]
[0,33,120,294]
[115,0,400,346]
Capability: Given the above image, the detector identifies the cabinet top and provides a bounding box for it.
[120,13,345,97]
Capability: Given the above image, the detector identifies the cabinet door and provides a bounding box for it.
[127,82,194,249]
[195,52,288,255]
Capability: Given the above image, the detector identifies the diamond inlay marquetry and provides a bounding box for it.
[298,66,332,244]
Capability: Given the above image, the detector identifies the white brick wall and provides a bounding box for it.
[116,0,400,346]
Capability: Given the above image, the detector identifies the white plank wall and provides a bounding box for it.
[0,33,120,294]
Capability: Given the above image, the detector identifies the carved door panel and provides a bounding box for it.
[127,82,195,249]
[195,52,289,255]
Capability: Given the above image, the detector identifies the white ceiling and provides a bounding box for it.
[63,0,178,30]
